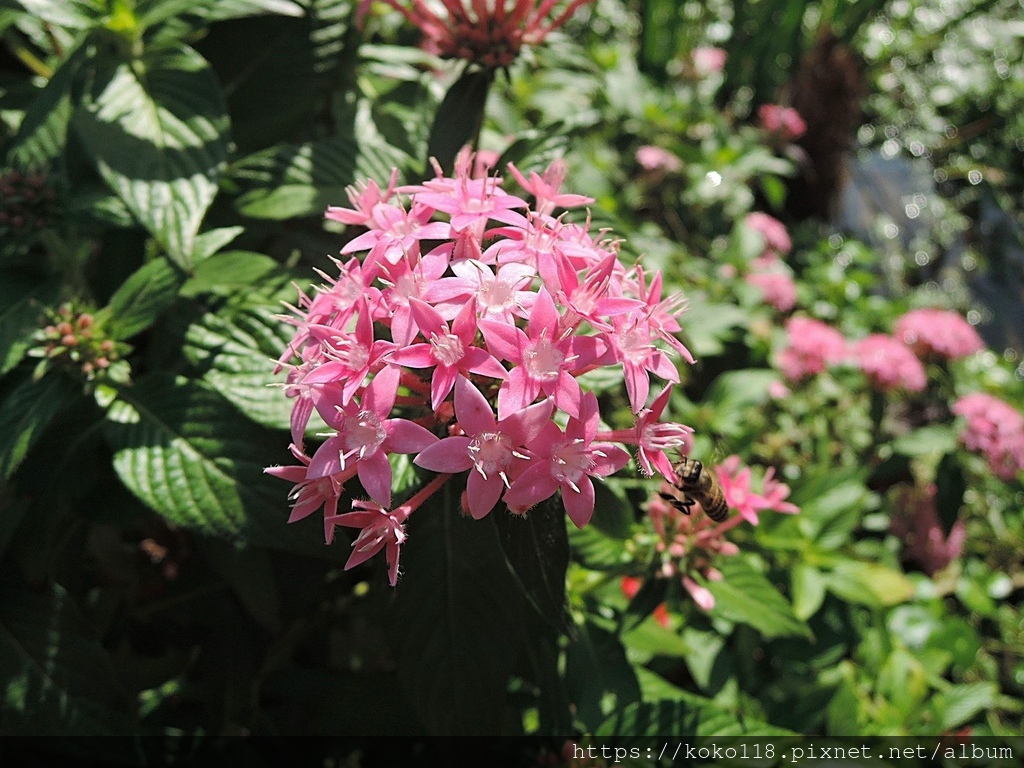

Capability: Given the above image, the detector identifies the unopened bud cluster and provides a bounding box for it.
[30,303,122,382]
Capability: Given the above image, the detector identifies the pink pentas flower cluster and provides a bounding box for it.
[744,212,791,258]
[953,393,1024,480]
[758,104,807,142]
[776,316,847,381]
[363,0,595,69]
[636,145,682,174]
[266,154,695,584]
[746,267,797,312]
[850,334,927,393]
[691,46,726,76]
[645,456,798,611]
[894,308,985,361]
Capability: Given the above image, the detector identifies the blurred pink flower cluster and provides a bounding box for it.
[267,154,695,583]
[691,46,726,76]
[744,212,792,258]
[364,0,595,68]
[777,307,983,390]
[758,104,807,142]
[740,213,798,312]
[635,145,682,174]
[645,456,798,611]
[953,393,1024,480]
[850,334,927,393]
[894,308,985,360]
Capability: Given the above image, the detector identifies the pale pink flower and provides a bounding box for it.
[715,455,799,525]
[891,484,966,576]
[691,46,726,76]
[758,104,807,141]
[744,212,791,256]
[385,297,507,410]
[636,145,682,173]
[851,334,927,393]
[894,308,985,360]
[370,0,596,68]
[776,316,846,381]
[306,369,438,507]
[682,576,716,611]
[264,443,357,541]
[746,269,797,312]
[414,376,553,518]
[504,392,630,527]
[953,393,1024,480]
[341,201,452,271]
[327,473,451,586]
[507,159,593,217]
[324,169,399,226]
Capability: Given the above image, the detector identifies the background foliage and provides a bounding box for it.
[1,0,1022,761]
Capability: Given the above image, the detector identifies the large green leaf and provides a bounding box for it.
[706,556,808,639]
[565,619,640,731]
[4,43,88,168]
[14,0,101,29]
[103,375,321,551]
[0,272,60,375]
[183,303,294,431]
[425,68,493,175]
[0,372,80,482]
[75,45,229,269]
[389,490,525,735]
[0,578,132,735]
[136,0,304,27]
[703,369,781,437]
[105,257,183,340]
[824,560,915,607]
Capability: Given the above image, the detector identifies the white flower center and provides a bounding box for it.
[616,327,650,364]
[468,431,513,478]
[523,336,564,382]
[341,410,386,458]
[430,333,465,367]
[551,439,593,488]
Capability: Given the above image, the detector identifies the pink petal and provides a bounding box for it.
[358,450,392,507]
[552,370,582,419]
[290,395,314,447]
[383,418,439,454]
[590,444,631,476]
[386,344,436,368]
[480,317,525,363]
[463,347,508,380]
[502,397,554,445]
[528,287,560,339]
[498,367,540,421]
[430,364,459,411]
[365,364,400,417]
[454,375,497,435]
[624,362,650,414]
[467,470,504,519]
[504,462,559,510]
[415,436,474,472]
[562,475,595,528]
[307,436,344,478]
[408,297,446,338]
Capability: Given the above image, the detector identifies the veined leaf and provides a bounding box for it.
[105,257,183,340]
[103,375,323,553]
[706,556,809,639]
[75,45,229,269]
[14,0,102,29]
[389,488,525,735]
[183,304,294,431]
[0,272,60,375]
[0,578,132,735]
[825,560,915,607]
[0,372,80,482]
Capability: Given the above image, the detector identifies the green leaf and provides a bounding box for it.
[0,578,133,735]
[425,68,493,175]
[178,250,282,297]
[190,0,305,22]
[4,43,87,168]
[937,682,998,731]
[389,489,525,735]
[790,563,826,621]
[703,369,780,437]
[189,225,244,263]
[681,295,748,358]
[197,538,281,632]
[105,257,183,340]
[565,619,640,731]
[75,45,229,269]
[892,424,958,458]
[706,556,808,639]
[934,452,965,535]
[183,303,294,430]
[567,524,631,571]
[596,698,795,737]
[15,0,101,28]
[825,560,915,607]
[0,272,60,375]
[494,498,569,631]
[0,372,80,482]
[103,375,321,551]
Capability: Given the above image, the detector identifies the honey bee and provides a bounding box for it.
[658,457,730,522]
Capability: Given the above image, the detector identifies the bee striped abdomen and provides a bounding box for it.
[660,457,730,522]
